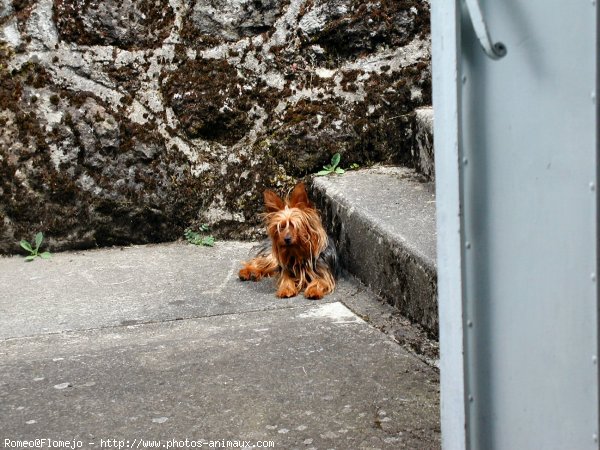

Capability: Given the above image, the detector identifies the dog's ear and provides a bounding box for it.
[288,182,312,209]
[264,189,285,213]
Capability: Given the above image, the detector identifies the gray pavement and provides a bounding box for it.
[0,242,439,449]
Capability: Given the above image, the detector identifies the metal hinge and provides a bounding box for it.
[464,0,507,60]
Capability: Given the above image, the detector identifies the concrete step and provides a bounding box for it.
[0,242,440,448]
[413,107,435,180]
[312,166,438,337]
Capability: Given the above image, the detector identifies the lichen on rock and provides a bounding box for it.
[184,0,285,44]
[53,0,176,50]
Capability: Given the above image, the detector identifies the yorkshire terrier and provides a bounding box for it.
[239,182,339,299]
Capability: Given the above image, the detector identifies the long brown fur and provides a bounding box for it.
[239,182,337,299]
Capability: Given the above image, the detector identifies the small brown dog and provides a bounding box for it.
[239,182,339,299]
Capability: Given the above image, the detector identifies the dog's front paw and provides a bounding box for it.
[276,286,298,298]
[304,283,325,300]
[239,267,259,281]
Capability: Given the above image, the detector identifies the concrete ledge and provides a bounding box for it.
[312,166,438,337]
[414,107,434,180]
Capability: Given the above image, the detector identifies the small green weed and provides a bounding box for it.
[20,232,51,262]
[185,225,215,247]
[315,154,359,176]
[316,153,345,176]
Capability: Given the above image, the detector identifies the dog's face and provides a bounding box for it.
[263,183,326,258]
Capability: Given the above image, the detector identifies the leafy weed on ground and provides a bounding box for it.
[316,153,345,176]
[20,232,51,261]
[185,225,215,247]
[315,153,359,176]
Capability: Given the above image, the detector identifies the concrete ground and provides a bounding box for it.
[0,242,440,449]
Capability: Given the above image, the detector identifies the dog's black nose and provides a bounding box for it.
[284,235,292,245]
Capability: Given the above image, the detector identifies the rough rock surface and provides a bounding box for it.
[0,0,431,253]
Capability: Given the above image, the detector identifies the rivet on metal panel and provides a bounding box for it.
[465,242,472,249]
[468,395,474,403]
[590,182,596,191]
[593,433,598,443]
[467,320,473,328]
[593,356,598,364]
[463,157,469,165]
[592,91,597,104]
[462,75,467,85]
[592,273,597,282]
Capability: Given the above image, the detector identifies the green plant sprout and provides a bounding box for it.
[316,153,345,176]
[185,225,215,247]
[20,232,51,261]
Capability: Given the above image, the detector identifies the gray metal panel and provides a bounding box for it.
[432,2,468,449]
[460,1,599,449]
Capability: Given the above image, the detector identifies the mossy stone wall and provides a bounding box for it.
[0,0,430,253]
